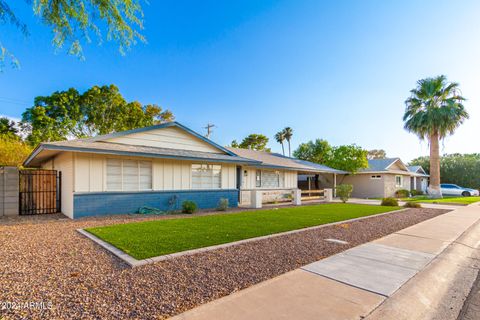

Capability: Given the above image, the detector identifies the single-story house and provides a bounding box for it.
[341,158,429,198]
[407,165,429,193]
[23,122,345,218]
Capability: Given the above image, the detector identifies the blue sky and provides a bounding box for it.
[1,0,479,161]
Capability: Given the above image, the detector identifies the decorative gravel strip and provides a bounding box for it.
[0,207,448,319]
[78,208,408,267]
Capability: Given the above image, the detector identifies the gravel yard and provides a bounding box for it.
[0,207,448,319]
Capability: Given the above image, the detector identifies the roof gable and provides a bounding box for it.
[408,165,428,175]
[91,122,234,155]
[386,159,409,172]
[360,158,410,173]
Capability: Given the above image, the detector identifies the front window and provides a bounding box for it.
[261,170,284,188]
[255,170,262,187]
[192,164,222,189]
[106,159,152,191]
[395,175,402,187]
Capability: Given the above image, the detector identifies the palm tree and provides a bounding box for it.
[275,131,285,155]
[403,75,469,198]
[283,127,293,157]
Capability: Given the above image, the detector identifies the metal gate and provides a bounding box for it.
[19,170,61,215]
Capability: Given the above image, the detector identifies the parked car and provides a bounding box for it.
[440,184,480,197]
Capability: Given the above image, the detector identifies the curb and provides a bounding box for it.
[77,207,409,267]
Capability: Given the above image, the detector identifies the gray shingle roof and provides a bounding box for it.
[23,121,346,174]
[359,158,401,172]
[25,140,260,166]
[408,165,429,176]
[226,147,347,174]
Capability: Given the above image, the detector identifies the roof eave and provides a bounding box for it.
[26,144,261,166]
[247,163,347,174]
[23,144,45,167]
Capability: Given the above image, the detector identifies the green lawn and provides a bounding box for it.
[86,204,399,260]
[405,196,480,205]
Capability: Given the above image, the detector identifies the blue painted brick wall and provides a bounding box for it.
[73,189,239,218]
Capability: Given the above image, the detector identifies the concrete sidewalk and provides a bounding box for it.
[336,198,461,210]
[172,203,480,320]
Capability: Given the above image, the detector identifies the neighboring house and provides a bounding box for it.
[407,165,429,193]
[341,158,429,198]
[23,122,345,219]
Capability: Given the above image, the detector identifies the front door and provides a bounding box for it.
[236,166,242,203]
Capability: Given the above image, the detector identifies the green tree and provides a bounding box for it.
[409,156,430,171]
[293,139,332,164]
[283,127,293,157]
[21,85,174,145]
[229,140,240,148]
[293,139,367,173]
[81,85,129,136]
[0,117,18,137]
[326,144,368,173]
[236,134,270,151]
[410,154,480,189]
[0,134,32,166]
[274,131,286,155]
[22,88,83,145]
[367,149,386,159]
[1,0,145,69]
[404,75,469,198]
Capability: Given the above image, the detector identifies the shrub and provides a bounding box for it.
[336,184,353,203]
[217,198,229,211]
[395,189,410,198]
[404,201,422,208]
[410,190,424,196]
[181,200,197,214]
[381,197,399,206]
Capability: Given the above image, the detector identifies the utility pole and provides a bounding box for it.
[204,123,216,138]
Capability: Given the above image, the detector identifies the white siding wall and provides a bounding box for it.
[105,126,222,153]
[42,152,74,218]
[73,153,237,192]
[240,167,297,189]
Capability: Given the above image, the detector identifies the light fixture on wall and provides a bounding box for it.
[244,170,248,176]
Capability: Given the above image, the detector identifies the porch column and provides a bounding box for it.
[292,189,301,205]
[413,176,417,191]
[251,190,262,209]
[333,173,337,197]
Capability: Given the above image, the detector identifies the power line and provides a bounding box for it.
[0,97,31,106]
